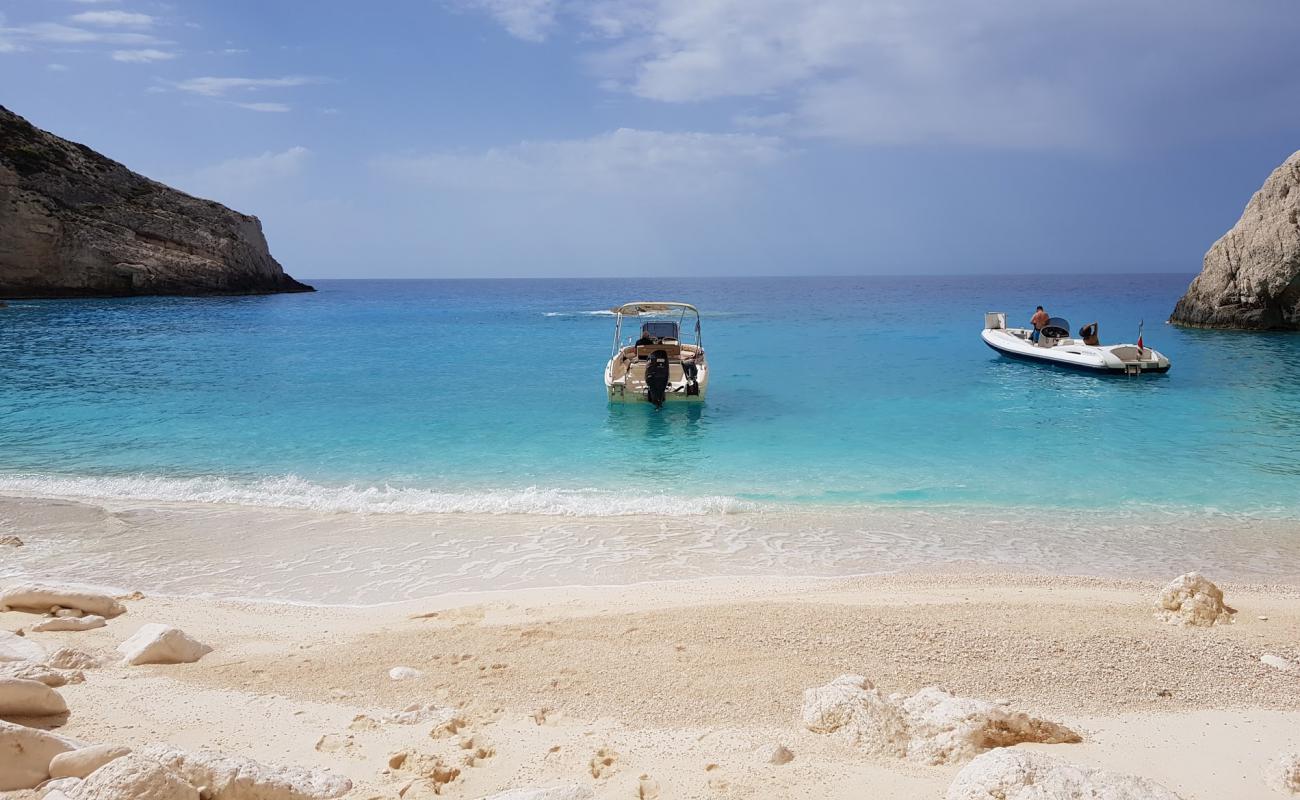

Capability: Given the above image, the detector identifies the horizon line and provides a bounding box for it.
[297,271,1199,282]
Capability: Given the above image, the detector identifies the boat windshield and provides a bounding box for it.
[611,302,702,355]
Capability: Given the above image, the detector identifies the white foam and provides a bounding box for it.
[0,473,754,517]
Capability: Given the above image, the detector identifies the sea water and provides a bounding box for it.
[4,275,1300,598]
[2,274,1299,516]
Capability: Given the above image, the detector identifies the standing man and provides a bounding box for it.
[1030,306,1050,343]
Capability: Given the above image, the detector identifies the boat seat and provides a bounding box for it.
[636,343,682,359]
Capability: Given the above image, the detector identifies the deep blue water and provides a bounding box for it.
[1,275,1298,516]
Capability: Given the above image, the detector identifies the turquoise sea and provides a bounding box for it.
[2,274,1299,519]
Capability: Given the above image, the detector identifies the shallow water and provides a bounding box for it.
[2,275,1298,516]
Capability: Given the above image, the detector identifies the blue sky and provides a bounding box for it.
[3,0,1300,279]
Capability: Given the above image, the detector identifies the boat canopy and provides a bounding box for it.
[611,302,699,317]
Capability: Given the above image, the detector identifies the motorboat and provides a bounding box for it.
[982,312,1170,375]
[605,302,708,405]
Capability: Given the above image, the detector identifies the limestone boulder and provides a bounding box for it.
[1170,150,1300,329]
[803,676,1079,765]
[946,749,1185,799]
[1155,572,1235,627]
[140,744,353,800]
[0,718,79,790]
[117,625,211,666]
[1269,751,1300,795]
[32,615,108,633]
[0,629,46,662]
[50,744,132,780]
[0,584,126,619]
[46,648,106,671]
[71,753,198,800]
[0,676,68,717]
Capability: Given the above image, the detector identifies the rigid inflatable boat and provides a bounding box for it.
[982,312,1170,375]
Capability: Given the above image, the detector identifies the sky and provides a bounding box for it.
[2,0,1300,279]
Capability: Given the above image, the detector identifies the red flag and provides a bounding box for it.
[1137,334,1144,351]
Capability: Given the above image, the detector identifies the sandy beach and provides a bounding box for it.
[4,501,1300,799]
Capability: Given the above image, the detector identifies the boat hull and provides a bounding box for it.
[981,329,1170,374]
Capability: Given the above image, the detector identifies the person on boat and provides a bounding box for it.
[1030,306,1050,343]
[1079,322,1100,346]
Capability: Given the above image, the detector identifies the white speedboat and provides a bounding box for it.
[605,302,708,405]
[982,312,1170,375]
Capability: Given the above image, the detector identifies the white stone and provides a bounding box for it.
[0,660,70,686]
[32,615,107,633]
[0,676,68,716]
[1262,654,1296,673]
[388,666,423,681]
[1268,751,1300,795]
[117,624,211,666]
[757,743,794,765]
[946,749,1185,799]
[802,676,1079,765]
[0,584,126,619]
[0,719,79,790]
[1155,572,1234,627]
[72,753,198,800]
[50,744,132,780]
[37,777,82,798]
[140,744,353,800]
[46,648,106,671]
[0,630,46,663]
[479,787,594,800]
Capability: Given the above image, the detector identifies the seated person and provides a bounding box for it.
[1080,322,1100,346]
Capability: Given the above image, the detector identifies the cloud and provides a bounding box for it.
[47,62,69,71]
[69,10,154,27]
[464,0,1300,152]
[2,22,158,45]
[184,147,311,204]
[376,128,783,194]
[111,48,175,62]
[171,75,323,97]
[458,0,557,42]
[232,101,291,112]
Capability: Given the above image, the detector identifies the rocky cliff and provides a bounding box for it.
[1170,150,1300,330]
[0,105,311,298]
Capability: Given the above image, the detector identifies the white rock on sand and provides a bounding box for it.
[1268,751,1300,795]
[0,630,47,663]
[72,753,198,800]
[0,718,80,790]
[46,648,106,671]
[117,624,212,666]
[1155,572,1235,627]
[757,743,795,765]
[32,615,108,633]
[0,584,127,619]
[802,675,1079,765]
[50,744,133,779]
[946,749,1184,799]
[0,676,68,716]
[0,660,73,686]
[140,744,353,800]
[479,787,594,800]
[1261,654,1297,673]
[388,666,423,681]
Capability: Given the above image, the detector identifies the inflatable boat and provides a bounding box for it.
[982,312,1170,375]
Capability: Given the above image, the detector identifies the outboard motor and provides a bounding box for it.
[645,349,670,409]
[682,359,700,396]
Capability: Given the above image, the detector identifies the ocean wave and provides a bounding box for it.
[0,473,755,517]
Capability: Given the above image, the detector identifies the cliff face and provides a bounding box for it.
[0,105,311,298]
[1170,150,1300,330]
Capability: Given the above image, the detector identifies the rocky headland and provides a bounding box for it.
[0,105,311,298]
[1170,150,1300,330]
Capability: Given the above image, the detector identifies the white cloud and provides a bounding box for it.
[111,48,175,62]
[232,101,291,112]
[47,62,69,71]
[171,75,323,97]
[70,10,154,27]
[185,147,311,204]
[376,128,782,194]
[465,0,1300,152]
[459,0,557,42]
[3,22,158,45]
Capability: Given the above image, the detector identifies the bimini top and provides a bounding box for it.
[611,301,699,316]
